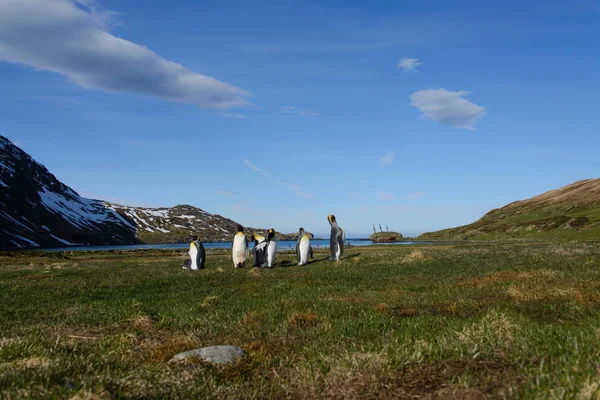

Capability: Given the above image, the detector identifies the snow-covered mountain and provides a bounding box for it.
[0,136,245,249]
[104,203,246,244]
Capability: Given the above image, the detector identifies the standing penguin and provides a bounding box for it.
[328,214,345,261]
[264,228,277,268]
[182,236,205,270]
[296,227,314,266]
[232,225,248,268]
[250,233,267,267]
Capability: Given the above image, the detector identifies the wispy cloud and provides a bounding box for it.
[348,192,367,200]
[403,191,427,200]
[410,89,486,129]
[222,113,248,119]
[279,106,320,117]
[397,57,423,72]
[241,161,312,198]
[295,192,313,199]
[215,190,238,196]
[284,183,312,199]
[0,0,250,109]
[376,191,396,201]
[284,183,303,191]
[241,159,269,176]
[380,151,396,165]
[232,201,252,211]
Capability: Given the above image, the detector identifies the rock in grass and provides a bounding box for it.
[169,345,246,365]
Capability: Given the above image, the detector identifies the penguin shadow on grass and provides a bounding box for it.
[307,253,362,265]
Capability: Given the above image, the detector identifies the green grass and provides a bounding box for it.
[1,243,600,399]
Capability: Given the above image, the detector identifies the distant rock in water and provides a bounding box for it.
[169,345,246,365]
[370,232,403,243]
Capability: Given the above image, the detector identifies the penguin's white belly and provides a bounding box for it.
[232,236,247,266]
[189,243,198,270]
[266,241,277,267]
[299,237,310,265]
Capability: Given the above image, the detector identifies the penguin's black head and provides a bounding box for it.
[328,214,336,223]
[192,235,198,241]
[299,227,305,235]
[237,225,244,233]
[267,228,275,240]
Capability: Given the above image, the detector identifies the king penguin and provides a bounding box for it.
[232,225,248,268]
[328,214,345,261]
[296,227,314,266]
[264,228,277,268]
[250,233,267,267]
[183,236,205,270]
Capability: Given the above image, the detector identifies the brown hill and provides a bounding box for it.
[419,179,600,240]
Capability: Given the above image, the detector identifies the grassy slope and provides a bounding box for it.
[420,179,600,240]
[1,243,600,398]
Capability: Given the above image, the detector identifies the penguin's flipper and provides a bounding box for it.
[309,245,314,260]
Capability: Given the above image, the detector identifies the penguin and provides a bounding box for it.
[232,225,248,268]
[264,228,277,268]
[296,227,314,266]
[250,233,267,267]
[328,214,345,261]
[183,236,205,270]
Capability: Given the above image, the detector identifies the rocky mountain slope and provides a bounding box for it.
[419,179,600,240]
[0,136,251,249]
[0,136,138,249]
[104,203,249,244]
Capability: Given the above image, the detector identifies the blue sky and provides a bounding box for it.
[1,0,599,237]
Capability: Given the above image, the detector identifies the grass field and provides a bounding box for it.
[1,242,600,399]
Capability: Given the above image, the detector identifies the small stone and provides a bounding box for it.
[169,345,246,365]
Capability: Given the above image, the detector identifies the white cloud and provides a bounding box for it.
[279,106,320,117]
[351,206,370,214]
[232,201,252,211]
[284,183,303,191]
[295,192,313,199]
[403,191,427,200]
[380,151,396,165]
[348,192,367,200]
[215,190,238,196]
[241,159,268,176]
[0,0,249,109]
[284,183,312,199]
[376,191,396,201]
[222,113,248,119]
[410,89,486,129]
[397,57,423,72]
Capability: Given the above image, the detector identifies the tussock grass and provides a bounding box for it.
[1,243,600,398]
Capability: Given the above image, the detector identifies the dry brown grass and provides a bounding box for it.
[461,269,560,288]
[457,311,515,354]
[131,314,153,330]
[402,250,430,263]
[201,295,219,307]
[288,312,320,329]
[239,310,263,326]
[68,389,110,400]
[0,357,52,370]
[507,285,590,304]
[578,378,600,400]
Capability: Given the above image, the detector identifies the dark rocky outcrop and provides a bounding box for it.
[370,232,403,243]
